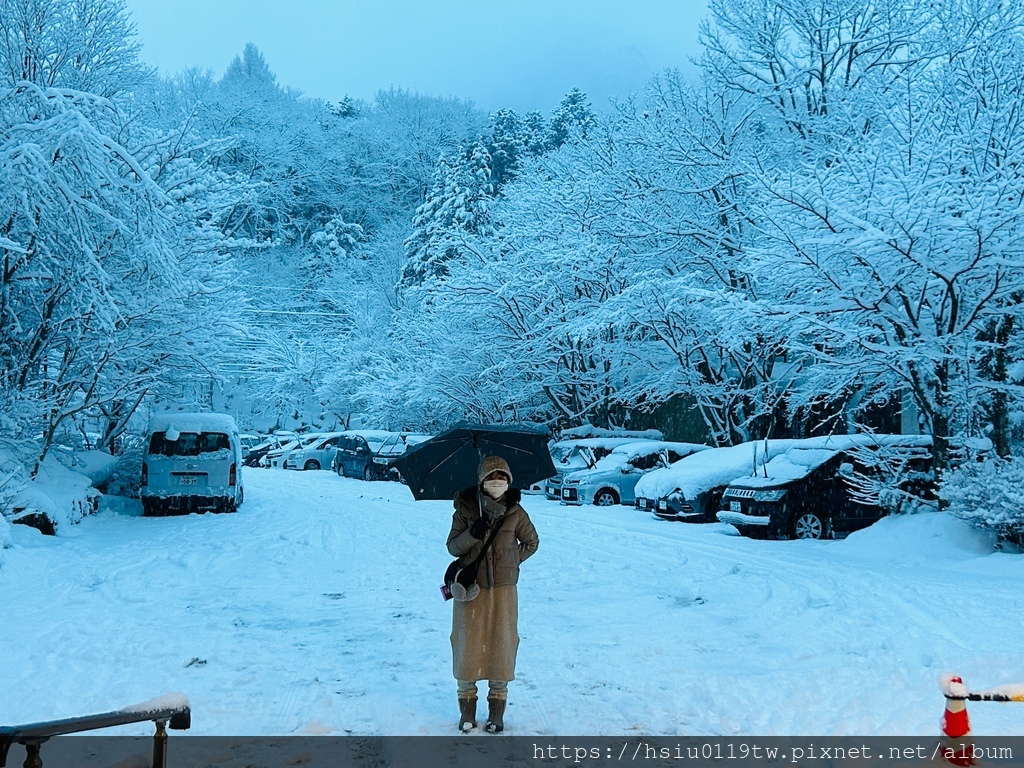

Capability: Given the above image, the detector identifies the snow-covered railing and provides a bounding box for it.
[0,693,190,768]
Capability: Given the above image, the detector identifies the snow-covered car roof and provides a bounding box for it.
[636,435,934,500]
[561,438,712,481]
[580,440,709,472]
[551,436,652,449]
[728,434,933,490]
[148,412,238,435]
[301,431,346,444]
[558,425,665,441]
[549,437,651,471]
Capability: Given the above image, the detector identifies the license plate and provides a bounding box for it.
[657,500,666,511]
[730,500,741,512]
[638,499,647,509]
[178,475,203,486]
[562,489,570,498]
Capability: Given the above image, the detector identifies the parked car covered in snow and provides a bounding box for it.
[140,412,244,516]
[717,434,933,540]
[283,432,346,471]
[559,441,710,507]
[636,439,806,523]
[267,433,322,469]
[544,437,655,500]
[333,431,431,481]
[243,434,287,467]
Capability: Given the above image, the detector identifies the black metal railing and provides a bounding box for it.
[0,699,190,768]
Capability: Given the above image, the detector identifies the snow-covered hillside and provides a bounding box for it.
[0,469,1021,736]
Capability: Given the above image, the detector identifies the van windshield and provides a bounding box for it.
[149,431,231,457]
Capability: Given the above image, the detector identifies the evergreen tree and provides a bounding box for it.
[221,42,278,92]
[486,109,526,188]
[548,88,597,149]
[400,142,495,289]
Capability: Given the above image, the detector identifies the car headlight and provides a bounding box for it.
[753,489,787,502]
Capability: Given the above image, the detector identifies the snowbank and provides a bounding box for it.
[837,512,997,563]
[69,450,118,487]
[0,449,100,535]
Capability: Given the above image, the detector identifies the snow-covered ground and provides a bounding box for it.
[1,468,1022,736]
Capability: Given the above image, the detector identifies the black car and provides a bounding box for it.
[717,436,932,540]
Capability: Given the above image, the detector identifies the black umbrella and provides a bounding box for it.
[391,421,557,500]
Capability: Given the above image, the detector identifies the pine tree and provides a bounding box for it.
[222,43,277,92]
[548,88,597,149]
[486,109,526,188]
[400,142,495,289]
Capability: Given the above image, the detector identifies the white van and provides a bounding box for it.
[140,413,244,516]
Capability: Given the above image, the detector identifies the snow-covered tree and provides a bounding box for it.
[399,142,495,290]
[0,0,148,96]
[747,1,1024,469]
[547,87,597,149]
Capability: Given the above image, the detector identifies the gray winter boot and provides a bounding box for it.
[485,697,506,733]
[458,697,477,732]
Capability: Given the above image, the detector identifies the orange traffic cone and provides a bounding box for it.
[939,675,974,767]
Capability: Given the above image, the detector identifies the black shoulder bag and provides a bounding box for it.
[441,515,508,602]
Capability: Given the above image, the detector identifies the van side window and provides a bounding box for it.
[149,431,231,457]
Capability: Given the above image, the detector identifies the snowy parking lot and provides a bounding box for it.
[1,468,1023,736]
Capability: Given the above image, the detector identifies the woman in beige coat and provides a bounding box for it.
[447,454,539,733]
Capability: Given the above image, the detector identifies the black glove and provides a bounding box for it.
[470,516,491,539]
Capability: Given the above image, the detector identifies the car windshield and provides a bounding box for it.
[150,431,230,457]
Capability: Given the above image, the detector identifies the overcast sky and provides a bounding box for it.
[123,0,709,114]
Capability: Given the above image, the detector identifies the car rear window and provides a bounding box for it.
[149,431,231,457]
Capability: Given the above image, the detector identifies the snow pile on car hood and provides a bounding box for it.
[636,434,933,500]
[635,439,805,500]
[729,434,933,489]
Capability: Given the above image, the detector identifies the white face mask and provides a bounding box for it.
[482,479,509,498]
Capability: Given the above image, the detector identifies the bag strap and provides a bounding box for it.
[467,511,509,568]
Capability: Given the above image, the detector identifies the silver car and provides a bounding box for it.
[544,437,650,500]
[284,432,346,471]
[559,441,710,507]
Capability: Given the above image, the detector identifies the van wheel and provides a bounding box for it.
[792,512,828,540]
[363,465,374,481]
[594,489,619,506]
[304,459,321,471]
[337,462,346,477]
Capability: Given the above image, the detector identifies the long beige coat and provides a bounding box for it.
[447,487,539,682]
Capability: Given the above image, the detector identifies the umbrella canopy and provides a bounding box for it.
[392,422,556,500]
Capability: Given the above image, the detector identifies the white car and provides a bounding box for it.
[140,412,244,515]
[559,441,710,507]
[268,433,321,469]
[284,432,346,471]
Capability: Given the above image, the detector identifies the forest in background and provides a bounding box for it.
[3,0,1024,507]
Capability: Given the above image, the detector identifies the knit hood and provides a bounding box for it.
[477,455,513,485]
